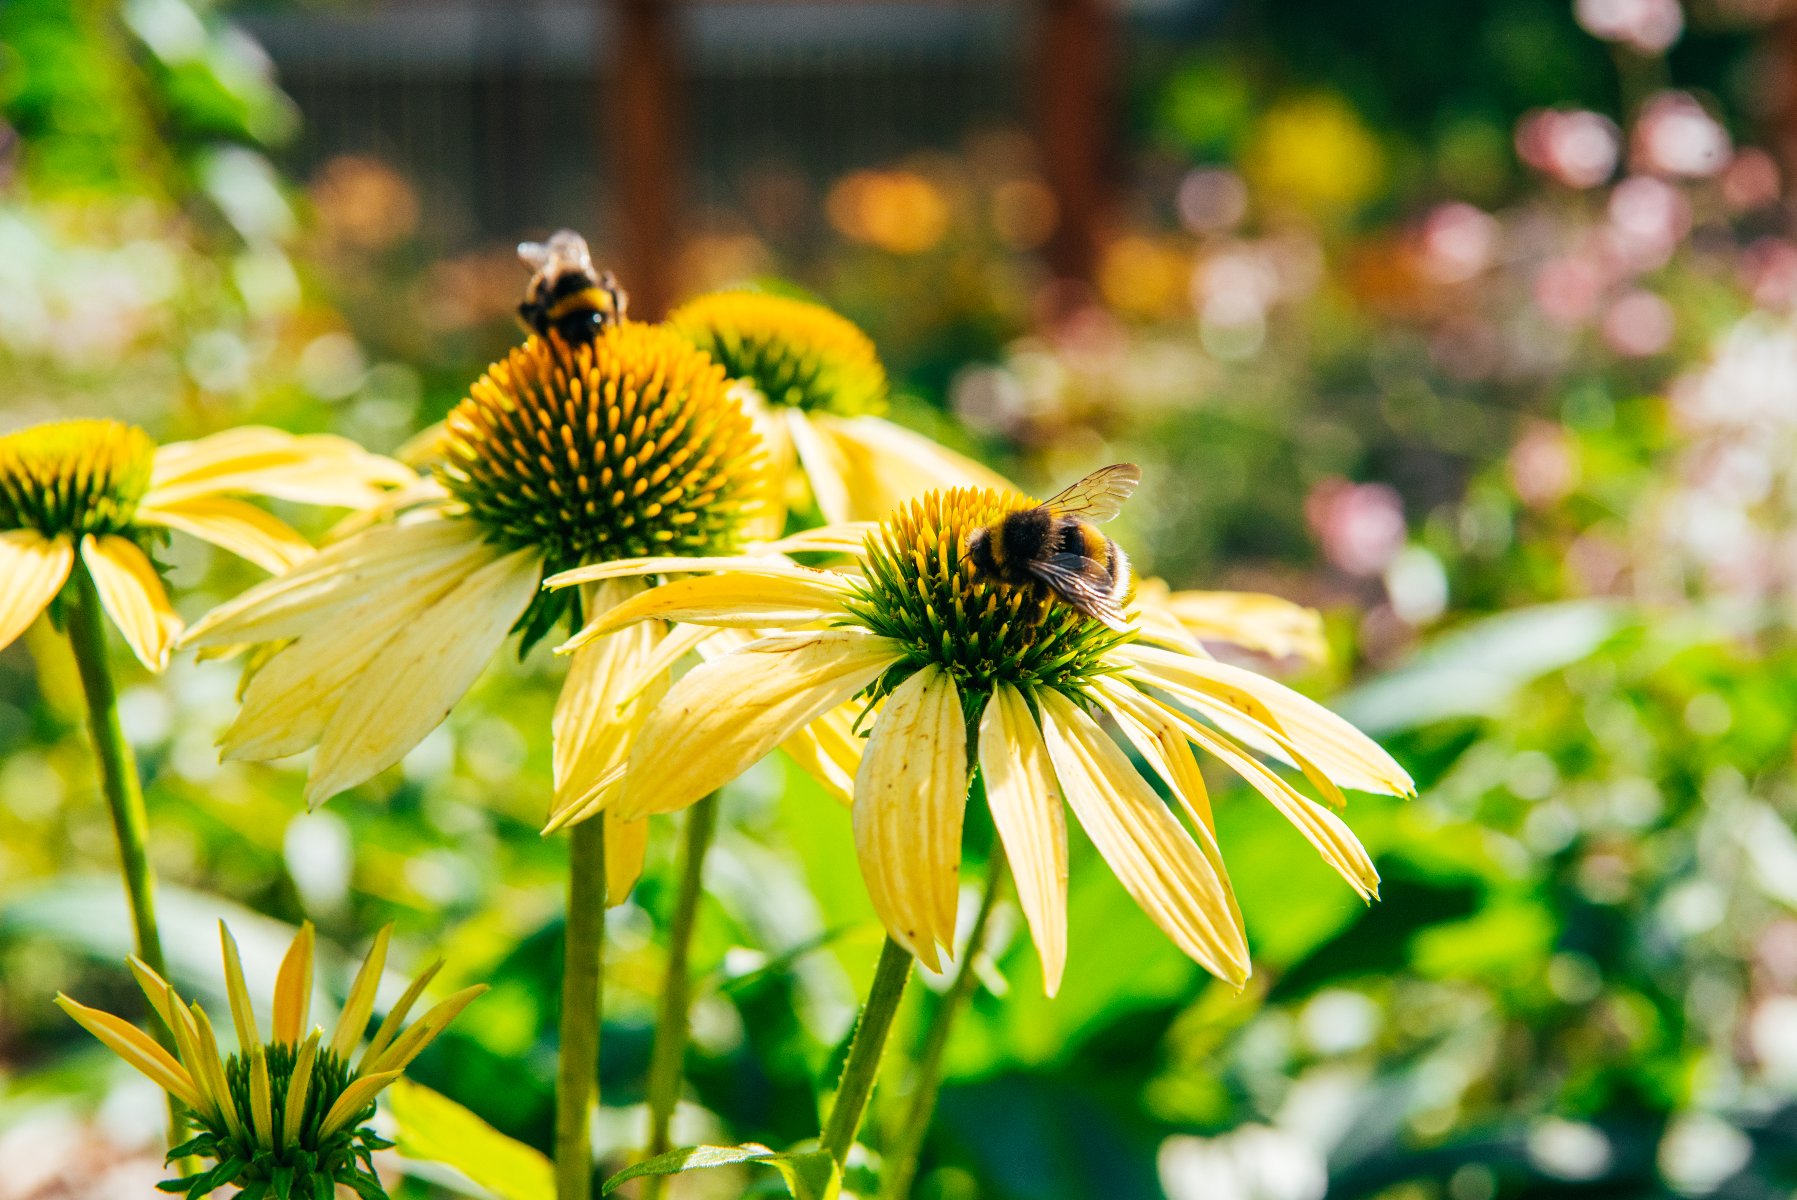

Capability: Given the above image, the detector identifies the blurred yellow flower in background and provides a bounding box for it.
[57,920,483,1200]
[546,483,1411,991]
[669,291,1009,524]
[1242,93,1386,219]
[0,419,412,671]
[826,168,953,254]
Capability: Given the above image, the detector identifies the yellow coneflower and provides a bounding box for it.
[668,292,1009,524]
[0,419,413,670]
[548,483,1412,990]
[56,920,484,1200]
[180,323,769,861]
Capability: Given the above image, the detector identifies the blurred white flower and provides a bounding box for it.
[1575,0,1684,54]
[1517,109,1621,189]
[1528,1119,1612,1180]
[1658,1113,1751,1195]
[1633,92,1731,179]
[1160,1126,1328,1200]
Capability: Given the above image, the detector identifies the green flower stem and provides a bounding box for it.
[640,792,720,1200]
[64,563,183,1142]
[821,935,916,1171]
[880,866,1006,1200]
[555,817,608,1200]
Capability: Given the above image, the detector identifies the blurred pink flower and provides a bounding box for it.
[1742,238,1797,308]
[1177,168,1250,235]
[1606,175,1690,271]
[1722,147,1782,212]
[1510,421,1580,508]
[1601,290,1675,357]
[1306,477,1407,576]
[1534,254,1609,325]
[1575,0,1684,54]
[1419,202,1500,284]
[1517,109,1622,189]
[1632,92,1731,178]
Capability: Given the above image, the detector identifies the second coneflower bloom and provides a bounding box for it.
[669,291,1008,524]
[550,483,1413,990]
[57,920,483,1200]
[0,419,413,670]
[180,322,769,890]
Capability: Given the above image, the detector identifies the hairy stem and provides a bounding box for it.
[555,818,607,1200]
[821,936,915,1170]
[640,793,720,1199]
[881,867,1006,1199]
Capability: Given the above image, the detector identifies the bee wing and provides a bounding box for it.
[518,230,595,275]
[1042,464,1142,524]
[1027,554,1133,632]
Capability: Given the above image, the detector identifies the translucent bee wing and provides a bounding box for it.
[517,229,595,276]
[1026,554,1133,632]
[1042,464,1142,523]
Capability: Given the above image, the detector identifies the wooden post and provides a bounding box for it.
[1037,0,1115,286]
[608,0,681,319]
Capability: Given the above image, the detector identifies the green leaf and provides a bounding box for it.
[386,1079,554,1200]
[602,1144,840,1200]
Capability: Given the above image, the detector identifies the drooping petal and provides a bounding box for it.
[331,925,392,1059]
[1161,589,1329,663]
[0,530,73,653]
[786,408,853,524]
[978,684,1069,995]
[607,814,650,901]
[147,426,415,510]
[1119,644,1414,798]
[852,665,967,971]
[616,629,901,821]
[180,516,485,649]
[135,496,313,574]
[80,535,180,671]
[1036,690,1250,985]
[306,547,541,806]
[558,569,849,652]
[1159,701,1382,901]
[812,413,1013,517]
[272,922,316,1044]
[219,539,487,762]
[549,581,666,827]
[781,697,866,803]
[55,994,206,1112]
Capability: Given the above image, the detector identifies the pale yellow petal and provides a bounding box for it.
[551,581,666,821]
[780,698,865,804]
[272,922,316,1043]
[544,553,823,591]
[219,922,259,1050]
[136,496,313,574]
[332,925,392,1059]
[181,516,484,649]
[1162,589,1329,663]
[359,960,444,1072]
[81,535,179,671]
[616,629,900,821]
[1036,690,1249,985]
[126,957,179,1034]
[558,570,848,652]
[250,1046,276,1146]
[615,621,724,705]
[852,665,966,972]
[148,426,415,510]
[190,1005,243,1137]
[1159,702,1382,900]
[1119,644,1414,798]
[758,523,878,556]
[283,1033,322,1148]
[813,413,1013,517]
[318,1071,403,1140]
[306,547,541,806]
[219,543,484,762]
[978,684,1069,995]
[606,814,650,902]
[365,984,487,1075]
[786,408,853,524]
[0,530,72,652]
[55,994,206,1112]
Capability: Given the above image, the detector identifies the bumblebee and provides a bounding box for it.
[965,463,1141,632]
[516,229,627,344]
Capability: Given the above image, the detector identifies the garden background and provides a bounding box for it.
[6,0,1797,1197]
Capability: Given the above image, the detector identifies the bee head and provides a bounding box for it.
[964,525,993,573]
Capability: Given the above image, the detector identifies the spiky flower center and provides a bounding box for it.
[0,419,155,537]
[439,324,768,574]
[668,292,889,417]
[845,486,1132,703]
